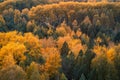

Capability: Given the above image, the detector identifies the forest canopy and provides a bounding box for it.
[0,0,120,80]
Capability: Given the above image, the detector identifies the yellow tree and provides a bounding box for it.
[24,33,41,57]
[92,45,118,80]
[0,15,5,27]
[0,15,7,31]
[2,55,15,69]
[23,33,44,65]
[0,42,26,66]
[0,31,25,47]
[43,48,61,78]
[14,9,21,24]
[56,25,67,36]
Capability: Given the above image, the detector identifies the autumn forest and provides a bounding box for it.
[0,0,120,80]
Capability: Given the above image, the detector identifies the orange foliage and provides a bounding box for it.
[57,35,83,56]
[44,50,61,75]
[40,37,56,48]
[41,47,61,76]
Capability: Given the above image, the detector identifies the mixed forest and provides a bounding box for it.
[0,0,120,80]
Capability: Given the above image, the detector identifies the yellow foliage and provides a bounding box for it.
[56,26,67,36]
[24,33,40,48]
[14,9,21,24]
[93,45,116,63]
[0,42,26,66]
[107,48,115,63]
[24,33,41,57]
[2,55,15,68]
[44,49,61,76]
[93,45,107,55]
[95,37,102,44]
[0,15,5,26]
[82,16,92,25]
[68,39,82,56]
[57,35,83,56]
[21,8,29,15]
[57,35,71,50]
[41,47,61,76]
[47,27,53,35]
[76,29,82,37]
[57,35,84,56]
[0,31,42,63]
[0,31,25,47]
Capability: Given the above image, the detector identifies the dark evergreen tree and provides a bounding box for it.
[60,41,70,57]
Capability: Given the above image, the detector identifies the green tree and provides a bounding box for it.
[61,51,75,80]
[60,73,67,80]
[79,74,87,80]
[114,45,120,80]
[80,16,92,35]
[60,41,70,57]
[2,8,14,30]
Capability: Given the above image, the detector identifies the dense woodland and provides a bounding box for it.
[0,0,120,80]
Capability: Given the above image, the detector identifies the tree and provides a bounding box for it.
[79,74,87,80]
[114,45,120,80]
[80,16,92,35]
[0,15,5,26]
[26,20,36,32]
[56,21,71,37]
[24,33,43,65]
[61,51,75,80]
[92,52,108,80]
[21,8,29,21]
[0,15,6,31]
[60,73,67,80]
[72,20,78,32]
[14,9,21,24]
[2,8,14,30]
[44,48,61,79]
[92,46,119,80]
[0,42,26,66]
[2,55,15,69]
[40,37,56,48]
[0,65,26,80]
[0,31,26,49]
[105,63,118,80]
[14,9,27,32]
[73,50,84,80]
[60,41,70,57]
[27,62,40,80]
[100,13,110,27]
[40,72,49,80]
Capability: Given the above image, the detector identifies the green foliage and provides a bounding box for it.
[79,74,87,80]
[61,73,67,80]
[60,41,70,57]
